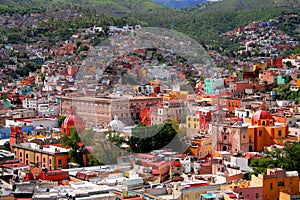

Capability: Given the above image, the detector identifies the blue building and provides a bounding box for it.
[0,126,34,140]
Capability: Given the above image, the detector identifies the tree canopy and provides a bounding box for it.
[128,122,183,153]
[249,142,300,178]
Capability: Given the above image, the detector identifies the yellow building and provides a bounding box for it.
[186,115,200,136]
[250,168,299,200]
[188,136,212,159]
[35,74,43,83]
[248,103,296,152]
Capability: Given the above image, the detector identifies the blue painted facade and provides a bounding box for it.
[0,126,34,139]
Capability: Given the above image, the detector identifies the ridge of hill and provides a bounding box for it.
[152,0,208,9]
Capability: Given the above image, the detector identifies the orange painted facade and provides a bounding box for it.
[225,99,241,113]
[12,145,70,170]
[250,168,299,200]
[248,104,296,152]
[188,136,212,159]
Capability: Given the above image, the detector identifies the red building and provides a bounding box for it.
[62,106,85,136]
[196,109,212,131]
[140,107,151,126]
[276,57,283,68]
[260,70,278,84]
[10,126,25,150]
[232,82,256,95]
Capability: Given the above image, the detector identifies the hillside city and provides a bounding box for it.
[0,4,300,200]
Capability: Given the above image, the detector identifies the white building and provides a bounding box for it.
[6,117,58,130]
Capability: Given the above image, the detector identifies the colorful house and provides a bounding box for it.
[250,168,299,200]
[204,78,224,95]
[12,143,70,170]
[188,136,212,159]
[248,103,295,152]
[277,75,291,85]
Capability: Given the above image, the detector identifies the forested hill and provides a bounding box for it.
[184,0,299,12]
[178,0,299,47]
[152,0,208,9]
[0,0,299,47]
[0,0,175,16]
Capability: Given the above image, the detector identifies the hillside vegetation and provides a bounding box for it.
[152,0,208,9]
[1,0,299,48]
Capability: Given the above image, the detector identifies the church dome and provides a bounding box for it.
[252,110,273,121]
[108,115,124,130]
[252,102,273,121]
[62,106,84,135]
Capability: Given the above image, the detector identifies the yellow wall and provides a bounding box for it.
[189,137,212,158]
[186,116,200,130]
[248,124,288,152]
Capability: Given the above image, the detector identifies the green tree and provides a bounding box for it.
[61,128,85,166]
[128,122,181,153]
[0,93,8,100]
[58,116,66,127]
[3,141,11,151]
[249,142,300,178]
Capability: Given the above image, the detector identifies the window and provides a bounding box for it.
[224,135,227,140]
[256,193,259,198]
[270,182,273,190]
[43,158,46,163]
[58,159,62,165]
[49,159,52,164]
[262,121,265,125]
[259,130,262,137]
[278,181,284,186]
[26,154,28,159]
[278,130,282,137]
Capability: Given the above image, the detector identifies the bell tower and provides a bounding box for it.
[10,126,23,150]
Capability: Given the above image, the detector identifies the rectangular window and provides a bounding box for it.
[43,158,46,163]
[26,154,28,159]
[278,130,282,137]
[256,193,259,198]
[278,181,284,186]
[259,130,262,137]
[58,159,62,165]
[270,182,273,190]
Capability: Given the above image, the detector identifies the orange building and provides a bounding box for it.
[250,168,299,200]
[12,143,70,170]
[188,136,212,159]
[248,103,296,152]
